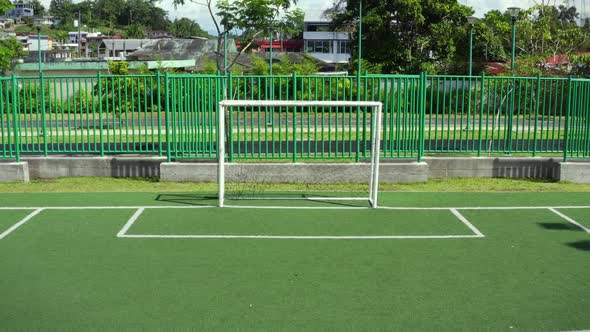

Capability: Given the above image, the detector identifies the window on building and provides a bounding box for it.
[305,40,332,54]
[336,40,350,54]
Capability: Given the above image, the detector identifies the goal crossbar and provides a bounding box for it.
[217,100,383,208]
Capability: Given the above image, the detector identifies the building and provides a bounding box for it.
[303,12,350,69]
[69,31,102,44]
[147,30,174,39]
[257,40,303,53]
[33,16,54,26]
[17,34,51,51]
[99,39,152,59]
[4,0,34,18]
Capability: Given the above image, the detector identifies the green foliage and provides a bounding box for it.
[352,59,384,75]
[108,61,130,75]
[0,37,27,74]
[332,0,473,74]
[49,0,75,24]
[570,54,590,78]
[48,0,169,32]
[173,0,301,72]
[168,18,210,38]
[6,81,52,114]
[0,0,14,12]
[199,59,219,74]
[249,54,319,76]
[32,0,45,16]
[124,24,145,39]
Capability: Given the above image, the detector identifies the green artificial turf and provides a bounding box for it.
[2,177,590,193]
[129,208,472,236]
[554,208,590,229]
[0,192,589,331]
[0,210,34,233]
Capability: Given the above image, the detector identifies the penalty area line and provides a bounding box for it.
[450,208,485,238]
[117,208,145,238]
[0,208,44,240]
[120,234,483,240]
[548,208,590,234]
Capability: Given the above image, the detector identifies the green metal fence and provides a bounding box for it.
[0,76,19,160]
[1,73,589,161]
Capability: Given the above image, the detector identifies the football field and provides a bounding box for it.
[1,191,589,331]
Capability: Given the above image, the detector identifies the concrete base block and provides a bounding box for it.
[161,162,217,182]
[160,162,428,183]
[559,162,590,183]
[424,157,560,179]
[24,156,165,178]
[0,162,30,182]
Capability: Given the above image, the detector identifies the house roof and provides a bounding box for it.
[126,38,237,61]
[102,39,152,51]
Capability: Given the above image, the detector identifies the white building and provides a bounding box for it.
[22,35,51,51]
[68,31,102,44]
[303,12,350,67]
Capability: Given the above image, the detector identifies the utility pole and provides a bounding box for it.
[77,9,81,57]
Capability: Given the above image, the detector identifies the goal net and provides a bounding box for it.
[217,100,383,208]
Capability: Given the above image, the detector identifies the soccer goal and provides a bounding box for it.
[217,100,383,208]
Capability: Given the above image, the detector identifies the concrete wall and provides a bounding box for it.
[23,157,165,178]
[2,156,589,184]
[559,162,590,184]
[425,157,561,179]
[160,162,428,183]
[0,162,29,182]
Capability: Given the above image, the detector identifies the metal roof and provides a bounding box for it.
[102,39,152,51]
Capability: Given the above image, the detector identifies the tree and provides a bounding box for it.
[172,0,301,72]
[330,0,473,74]
[124,23,145,38]
[0,0,13,13]
[168,18,209,38]
[49,0,75,22]
[119,0,169,29]
[32,0,45,16]
[0,37,27,75]
[93,0,125,27]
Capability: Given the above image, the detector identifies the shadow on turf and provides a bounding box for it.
[566,240,590,251]
[538,223,584,231]
[155,193,366,208]
[155,194,217,206]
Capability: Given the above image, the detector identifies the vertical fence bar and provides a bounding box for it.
[292,72,297,162]
[11,75,20,162]
[228,72,234,162]
[532,74,541,157]
[165,73,172,162]
[477,73,485,156]
[97,72,105,156]
[39,72,48,156]
[418,72,426,161]
[156,72,163,156]
[564,76,572,162]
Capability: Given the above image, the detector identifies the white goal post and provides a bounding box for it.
[217,100,383,208]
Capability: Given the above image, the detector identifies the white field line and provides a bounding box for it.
[1,205,586,240]
[548,208,590,234]
[0,208,44,240]
[120,234,482,240]
[1,205,590,211]
[450,208,485,237]
[116,208,145,238]
[117,206,483,240]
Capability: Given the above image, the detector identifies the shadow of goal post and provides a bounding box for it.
[217,100,383,208]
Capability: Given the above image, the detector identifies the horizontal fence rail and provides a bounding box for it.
[1,73,589,161]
